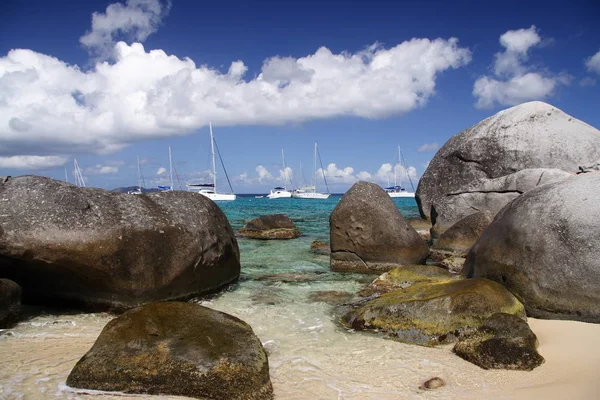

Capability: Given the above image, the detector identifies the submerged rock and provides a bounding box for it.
[358,265,458,297]
[464,173,600,322]
[238,214,301,240]
[416,101,599,233]
[254,272,323,284]
[453,313,544,370]
[0,279,21,328]
[310,240,331,255]
[343,278,525,346]
[67,302,273,400]
[330,182,429,274]
[0,175,240,311]
[308,290,354,305]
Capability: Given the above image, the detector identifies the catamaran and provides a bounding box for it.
[385,146,415,198]
[187,123,236,201]
[267,149,292,199]
[292,143,330,199]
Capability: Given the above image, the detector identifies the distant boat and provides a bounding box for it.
[386,145,415,198]
[128,156,144,195]
[255,195,264,198]
[292,143,330,200]
[267,149,292,199]
[187,123,236,201]
[158,146,175,192]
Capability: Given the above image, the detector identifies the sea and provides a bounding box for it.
[0,195,545,399]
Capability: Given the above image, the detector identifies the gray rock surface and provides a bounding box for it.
[0,175,240,310]
[433,211,494,254]
[463,173,600,322]
[416,101,600,232]
[0,279,21,328]
[67,302,273,399]
[330,182,429,273]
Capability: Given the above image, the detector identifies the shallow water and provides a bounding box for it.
[0,196,571,399]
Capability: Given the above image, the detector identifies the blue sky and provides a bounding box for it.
[1,0,599,193]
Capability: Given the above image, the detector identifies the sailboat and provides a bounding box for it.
[267,149,292,199]
[187,123,236,201]
[292,143,330,199]
[385,146,415,198]
[158,146,174,192]
[128,156,144,195]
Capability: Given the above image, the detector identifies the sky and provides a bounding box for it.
[1,0,599,193]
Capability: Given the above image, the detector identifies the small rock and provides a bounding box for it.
[439,257,466,274]
[308,291,354,305]
[310,240,330,255]
[238,214,301,240]
[419,377,445,390]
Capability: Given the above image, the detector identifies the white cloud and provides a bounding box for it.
[417,142,439,152]
[156,167,166,175]
[85,164,119,174]
[579,77,597,87]
[585,50,600,75]
[317,163,357,184]
[80,0,171,60]
[473,26,569,108]
[373,162,417,186]
[0,38,471,158]
[255,165,272,182]
[356,171,372,180]
[0,155,67,169]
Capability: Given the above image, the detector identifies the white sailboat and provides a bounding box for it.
[292,143,330,199]
[187,123,236,201]
[385,146,415,198]
[158,146,174,192]
[73,159,85,187]
[128,156,144,195]
[267,149,292,199]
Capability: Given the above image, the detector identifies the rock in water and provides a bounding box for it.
[358,265,458,297]
[0,175,240,310]
[419,377,445,390]
[453,313,544,370]
[310,240,330,255]
[0,279,21,328]
[237,214,301,239]
[330,181,429,273]
[463,173,600,322]
[67,302,273,400]
[343,278,525,346]
[416,101,599,233]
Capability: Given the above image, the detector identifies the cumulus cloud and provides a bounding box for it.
[373,162,417,186]
[417,142,439,152]
[473,26,569,108]
[156,167,166,175]
[0,155,67,169]
[356,171,372,180]
[317,163,357,184]
[255,165,272,182]
[579,77,596,87]
[585,50,600,75]
[85,164,119,174]
[80,0,171,60]
[0,38,471,158]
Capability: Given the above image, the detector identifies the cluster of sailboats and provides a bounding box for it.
[113,123,415,202]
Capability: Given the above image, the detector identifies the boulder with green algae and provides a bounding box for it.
[238,214,301,240]
[453,313,544,370]
[358,265,459,297]
[343,278,525,346]
[67,302,273,400]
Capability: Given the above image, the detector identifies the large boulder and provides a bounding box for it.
[237,214,300,239]
[433,211,494,254]
[0,175,240,310]
[67,302,273,399]
[416,101,600,233]
[330,182,429,273]
[463,173,600,322]
[453,313,544,371]
[342,278,525,346]
[0,278,21,328]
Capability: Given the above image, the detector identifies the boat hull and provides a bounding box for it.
[267,190,292,199]
[292,192,330,199]
[195,191,236,201]
[388,192,415,198]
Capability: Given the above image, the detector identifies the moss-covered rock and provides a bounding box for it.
[343,278,525,346]
[358,265,458,297]
[0,279,21,328]
[453,313,544,370]
[238,214,300,240]
[67,302,273,400]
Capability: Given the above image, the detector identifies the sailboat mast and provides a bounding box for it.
[313,143,318,193]
[168,146,174,191]
[395,146,400,187]
[137,156,141,192]
[64,167,68,183]
[210,122,217,192]
[281,149,287,190]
